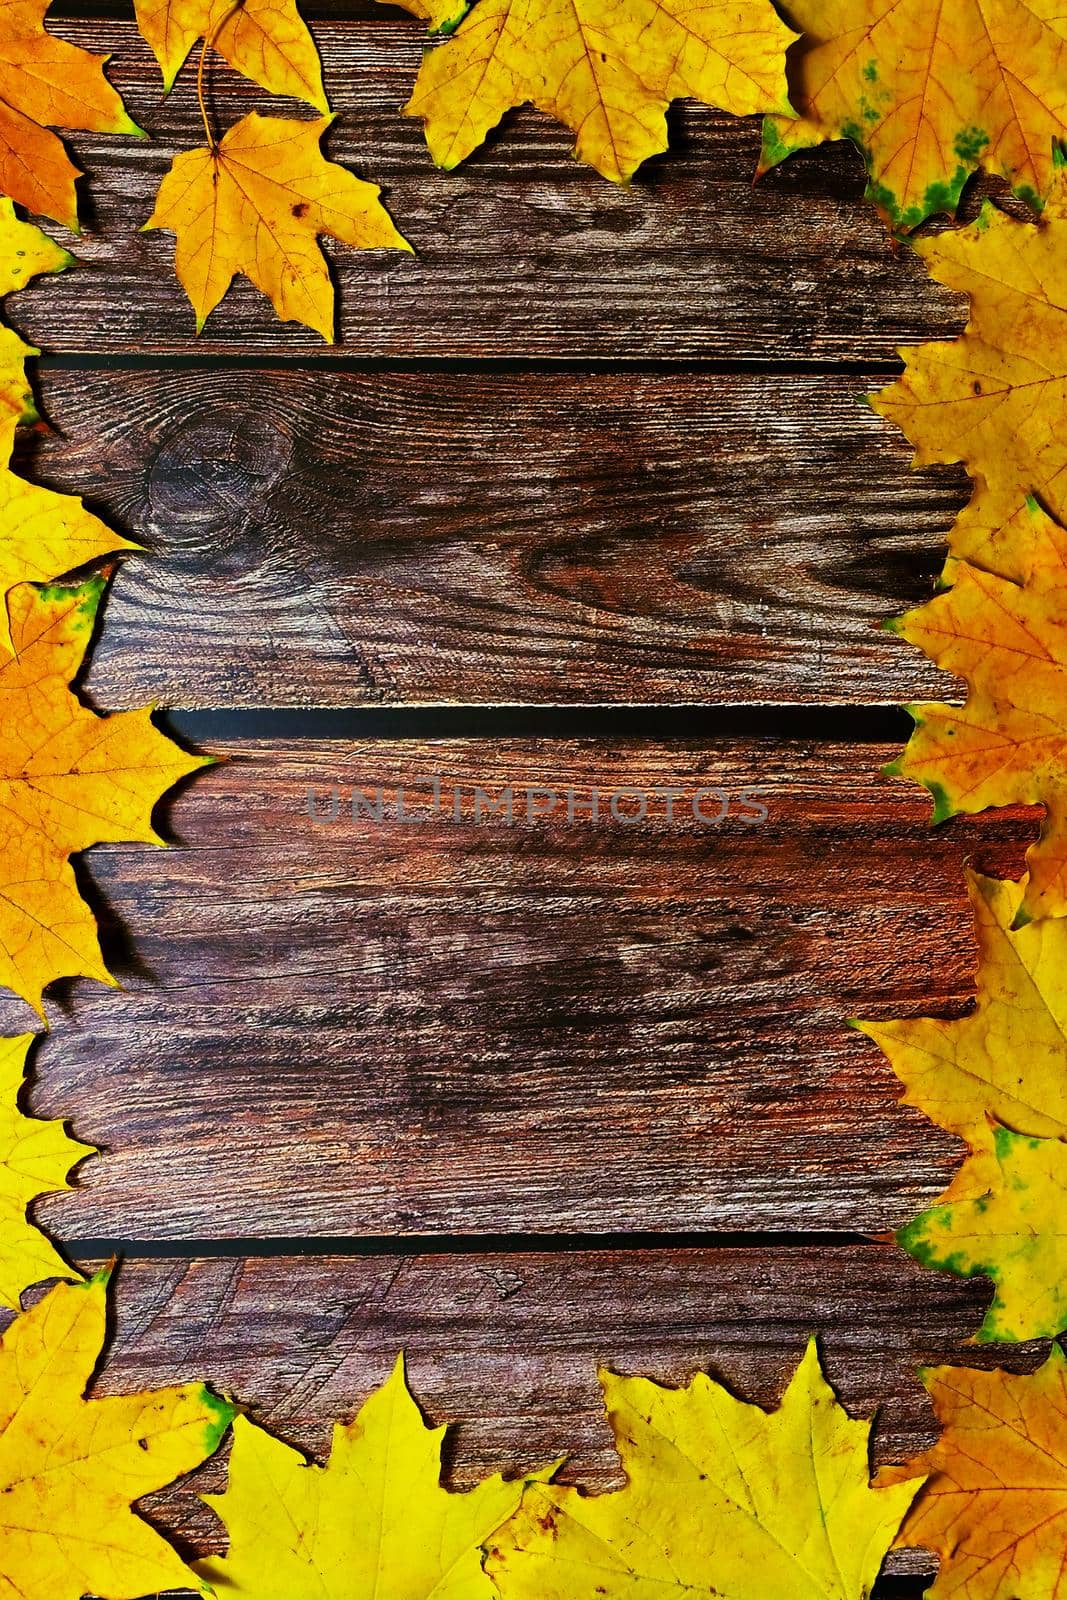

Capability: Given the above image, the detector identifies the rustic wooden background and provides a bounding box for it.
[2,6,1046,1591]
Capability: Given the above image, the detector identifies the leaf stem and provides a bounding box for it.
[197,0,244,151]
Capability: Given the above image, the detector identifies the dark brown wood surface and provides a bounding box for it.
[0,10,1015,1595]
[0,740,1030,1242]
[23,366,965,708]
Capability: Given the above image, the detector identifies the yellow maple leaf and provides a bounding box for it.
[857,871,1067,1144]
[198,1354,550,1597]
[898,1125,1067,1342]
[0,0,141,229]
[146,112,412,341]
[0,1272,235,1600]
[486,1340,922,1600]
[382,0,469,29]
[886,1350,1067,1600]
[0,199,71,433]
[0,1033,92,1310]
[884,504,1067,926]
[0,420,136,651]
[872,183,1067,584]
[0,575,209,1017]
[134,0,327,110]
[762,1,1067,231]
[401,0,797,184]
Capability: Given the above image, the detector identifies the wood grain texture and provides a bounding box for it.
[0,739,1033,1241]
[49,1244,1046,1583]
[11,16,970,360]
[24,366,964,708]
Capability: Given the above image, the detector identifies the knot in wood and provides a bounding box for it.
[147,406,293,562]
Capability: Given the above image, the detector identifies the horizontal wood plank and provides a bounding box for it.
[12,16,970,360]
[25,367,963,708]
[1,739,1034,1240]
[53,1244,1045,1583]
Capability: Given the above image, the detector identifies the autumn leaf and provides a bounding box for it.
[0,575,208,1016]
[0,197,70,305]
[486,1340,922,1600]
[146,112,412,341]
[0,1033,92,1310]
[883,503,1067,926]
[0,1272,234,1600]
[762,1,1067,232]
[886,1350,1067,1600]
[857,871,1067,1144]
[898,1124,1067,1342]
[0,406,135,644]
[198,1354,550,1597]
[0,199,71,434]
[401,0,797,184]
[872,185,1067,584]
[383,0,468,29]
[0,0,141,229]
[134,0,327,110]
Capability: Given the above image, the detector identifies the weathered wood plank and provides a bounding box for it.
[2,739,1032,1239]
[60,1244,1043,1583]
[25,367,963,708]
[13,16,967,359]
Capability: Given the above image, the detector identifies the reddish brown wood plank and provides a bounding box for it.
[58,1244,1042,1582]
[0,739,1032,1241]
[12,16,967,359]
[23,367,963,708]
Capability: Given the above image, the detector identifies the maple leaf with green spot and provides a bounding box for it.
[899,1125,1067,1343]
[762,0,1067,231]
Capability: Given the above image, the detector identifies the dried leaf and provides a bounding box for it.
[402,0,797,183]
[886,1350,1067,1600]
[146,112,411,340]
[0,1033,92,1309]
[0,0,141,228]
[0,1272,234,1600]
[898,1125,1067,1342]
[762,1,1067,231]
[198,1354,549,1597]
[486,1340,922,1600]
[857,871,1067,1143]
[134,0,327,110]
[0,575,208,1016]
[884,503,1067,926]
[872,183,1067,583]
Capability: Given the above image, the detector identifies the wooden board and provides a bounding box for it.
[76,1244,1046,1583]
[1,16,1017,1596]
[25,366,965,708]
[4,739,1032,1242]
[16,16,971,361]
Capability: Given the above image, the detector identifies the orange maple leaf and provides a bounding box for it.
[886,502,1067,926]
[0,575,208,1017]
[872,181,1067,585]
[134,0,327,110]
[146,112,411,340]
[0,0,141,229]
[885,1351,1067,1598]
[762,1,1067,231]
[398,0,797,184]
